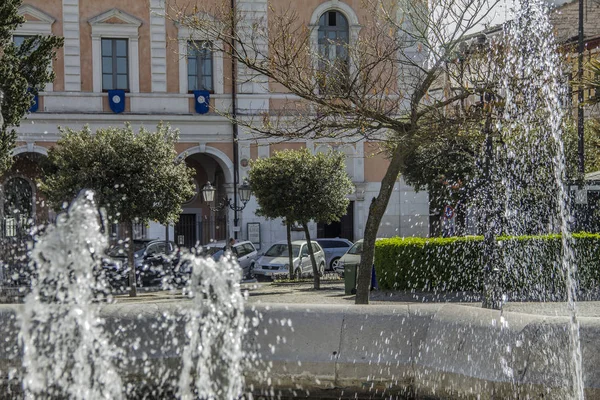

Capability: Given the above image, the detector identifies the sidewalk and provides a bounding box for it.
[112,279,484,306]
[110,280,600,318]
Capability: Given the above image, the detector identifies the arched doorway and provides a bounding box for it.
[175,149,232,248]
[3,177,33,238]
[1,151,49,239]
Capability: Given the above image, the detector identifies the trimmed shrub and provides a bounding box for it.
[374,233,600,300]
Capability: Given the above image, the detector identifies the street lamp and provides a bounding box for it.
[0,89,4,128]
[476,82,502,311]
[201,179,252,212]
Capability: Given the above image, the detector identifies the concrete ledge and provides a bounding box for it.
[0,302,596,398]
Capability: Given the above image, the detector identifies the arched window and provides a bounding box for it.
[318,10,349,92]
[3,177,33,237]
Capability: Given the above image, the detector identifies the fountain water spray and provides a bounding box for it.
[19,190,123,399]
[499,0,584,397]
[177,251,246,399]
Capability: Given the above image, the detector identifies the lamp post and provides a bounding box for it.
[0,89,4,128]
[478,84,502,310]
[202,179,252,215]
[578,0,584,175]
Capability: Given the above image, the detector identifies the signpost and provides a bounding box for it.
[247,222,261,250]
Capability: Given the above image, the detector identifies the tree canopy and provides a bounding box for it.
[248,148,353,287]
[0,0,63,173]
[41,124,195,296]
[41,123,195,225]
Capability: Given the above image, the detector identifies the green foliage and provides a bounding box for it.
[374,234,600,300]
[563,117,600,177]
[401,116,484,217]
[248,148,353,225]
[40,124,195,225]
[0,0,63,173]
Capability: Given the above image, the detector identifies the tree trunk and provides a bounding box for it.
[286,221,294,280]
[355,144,407,304]
[301,222,320,290]
[125,220,137,297]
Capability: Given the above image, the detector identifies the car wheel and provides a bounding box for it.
[295,268,302,279]
[330,257,340,271]
[319,262,325,277]
[247,262,255,279]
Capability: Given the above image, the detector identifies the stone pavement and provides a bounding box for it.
[110,279,600,318]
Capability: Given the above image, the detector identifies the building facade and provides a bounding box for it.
[8,0,429,252]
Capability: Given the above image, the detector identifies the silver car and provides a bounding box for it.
[334,238,384,278]
[254,240,326,278]
[204,240,259,278]
[315,238,353,270]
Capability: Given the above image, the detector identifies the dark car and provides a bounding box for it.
[102,239,180,287]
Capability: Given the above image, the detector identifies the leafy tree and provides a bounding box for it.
[0,0,63,172]
[248,149,353,289]
[401,115,484,235]
[40,124,195,296]
[173,0,503,304]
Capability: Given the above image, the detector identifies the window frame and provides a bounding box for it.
[101,38,130,92]
[14,5,56,92]
[178,20,224,95]
[187,40,214,93]
[89,9,142,94]
[309,2,360,95]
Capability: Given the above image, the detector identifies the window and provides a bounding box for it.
[347,241,362,255]
[187,40,213,92]
[311,243,321,253]
[235,243,255,257]
[318,10,349,92]
[243,243,256,254]
[319,239,351,248]
[264,244,300,257]
[101,38,129,91]
[301,245,309,256]
[89,8,142,93]
[233,245,246,257]
[13,35,32,48]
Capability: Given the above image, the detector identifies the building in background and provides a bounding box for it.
[7,0,429,252]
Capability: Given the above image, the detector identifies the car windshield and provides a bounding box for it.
[264,244,300,257]
[347,241,362,255]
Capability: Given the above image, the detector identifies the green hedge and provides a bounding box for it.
[374,233,600,300]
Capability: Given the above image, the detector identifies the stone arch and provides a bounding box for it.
[12,144,48,157]
[309,1,360,27]
[314,143,331,154]
[177,145,234,184]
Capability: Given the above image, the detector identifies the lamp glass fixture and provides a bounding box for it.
[201,181,216,203]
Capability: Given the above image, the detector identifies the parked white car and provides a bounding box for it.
[253,240,326,278]
[334,238,384,278]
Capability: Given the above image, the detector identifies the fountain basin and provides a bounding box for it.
[0,302,598,399]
